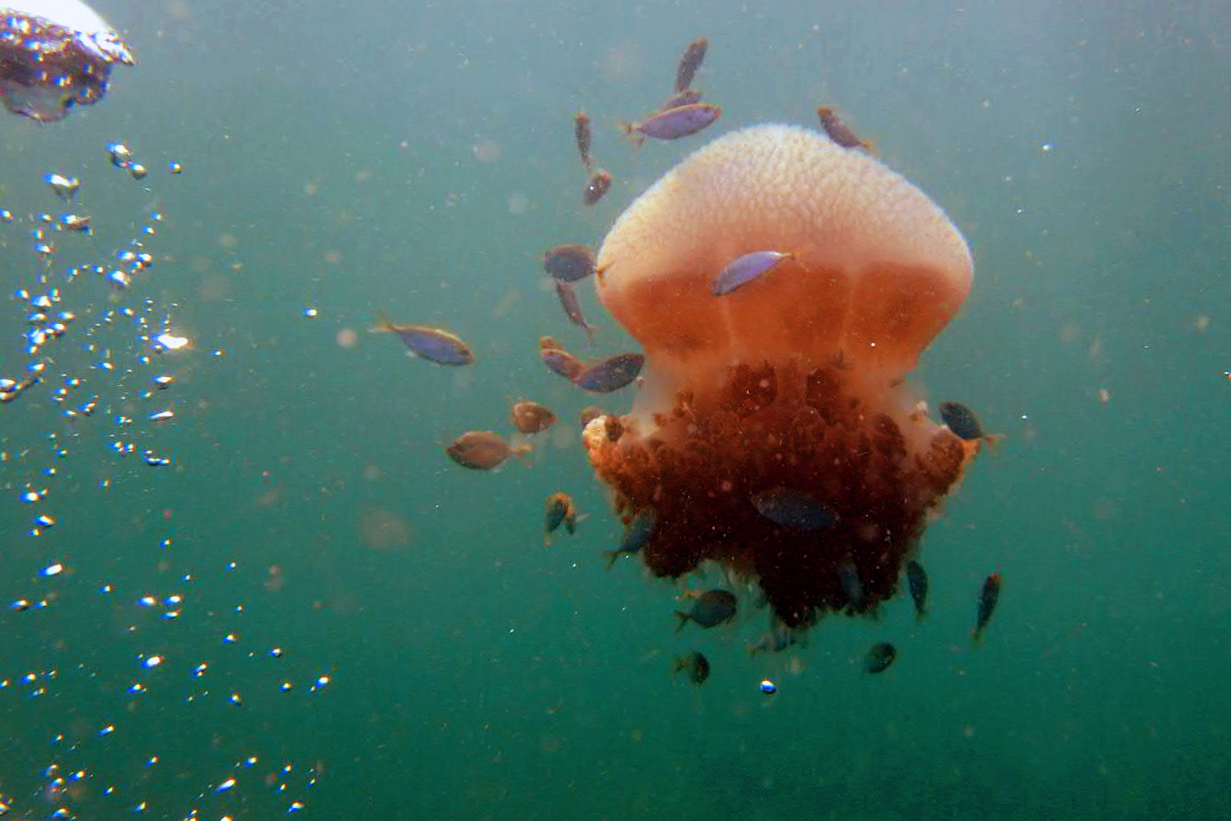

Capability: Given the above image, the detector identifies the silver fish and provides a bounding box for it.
[372,319,474,366]
[712,251,795,295]
[621,104,721,142]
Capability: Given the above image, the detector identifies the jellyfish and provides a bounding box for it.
[582,124,977,628]
[0,0,134,122]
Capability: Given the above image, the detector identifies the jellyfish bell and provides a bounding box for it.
[583,123,977,628]
[0,0,134,122]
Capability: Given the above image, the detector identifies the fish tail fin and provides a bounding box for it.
[859,139,876,153]
[673,612,690,633]
[970,626,985,645]
[369,309,395,334]
[983,433,1007,450]
[671,656,685,674]
[602,549,619,570]
[511,440,534,461]
[584,325,596,346]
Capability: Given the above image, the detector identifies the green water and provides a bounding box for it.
[1,0,1229,818]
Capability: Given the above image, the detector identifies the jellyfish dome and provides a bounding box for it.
[0,0,134,122]
[583,124,976,627]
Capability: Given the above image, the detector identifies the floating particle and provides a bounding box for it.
[148,410,174,422]
[216,778,236,793]
[288,802,304,813]
[129,163,148,180]
[59,214,92,233]
[142,655,162,669]
[759,679,777,695]
[99,725,114,736]
[280,681,293,692]
[303,307,317,319]
[152,374,175,389]
[45,174,80,201]
[229,692,242,706]
[153,333,189,351]
[194,663,208,677]
[314,675,330,688]
[143,452,171,467]
[10,600,30,612]
[108,142,133,168]
[42,563,63,577]
[34,514,55,528]
[269,647,284,658]
[168,161,182,174]
[21,490,43,503]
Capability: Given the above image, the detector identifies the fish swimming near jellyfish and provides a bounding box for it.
[620,104,722,144]
[573,352,644,393]
[673,651,710,685]
[539,336,585,381]
[674,588,738,632]
[555,281,597,343]
[674,37,709,93]
[446,431,531,471]
[602,507,657,569]
[906,559,928,620]
[750,487,837,531]
[711,250,799,296]
[817,106,872,151]
[583,169,612,206]
[371,317,474,366]
[971,571,1003,643]
[543,492,579,544]
[544,244,596,283]
[511,400,557,435]
[863,642,897,674]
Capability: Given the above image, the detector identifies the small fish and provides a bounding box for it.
[711,250,797,296]
[675,589,738,632]
[746,619,802,656]
[582,169,612,206]
[543,492,578,544]
[817,106,872,150]
[675,37,709,93]
[864,642,897,674]
[751,487,837,531]
[621,104,722,142]
[573,353,644,393]
[371,318,474,366]
[543,244,596,283]
[839,556,864,610]
[906,560,928,621]
[555,281,596,343]
[660,88,702,110]
[45,173,80,201]
[539,336,585,380]
[673,651,710,685]
[574,112,592,169]
[446,431,531,471]
[511,400,557,435]
[579,406,604,427]
[938,401,984,441]
[971,571,1003,642]
[603,507,657,569]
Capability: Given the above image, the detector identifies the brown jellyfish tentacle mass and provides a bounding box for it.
[0,0,134,122]
[583,124,977,628]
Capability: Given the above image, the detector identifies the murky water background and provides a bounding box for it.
[1,1,1229,818]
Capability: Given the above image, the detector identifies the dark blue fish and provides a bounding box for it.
[675,37,708,93]
[603,508,656,569]
[751,487,837,531]
[838,556,863,609]
[971,571,1003,642]
[906,560,928,620]
[573,353,644,393]
[675,589,737,632]
[864,642,896,674]
[938,401,984,440]
[372,319,474,366]
[543,244,595,283]
[673,651,710,685]
[711,251,796,296]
